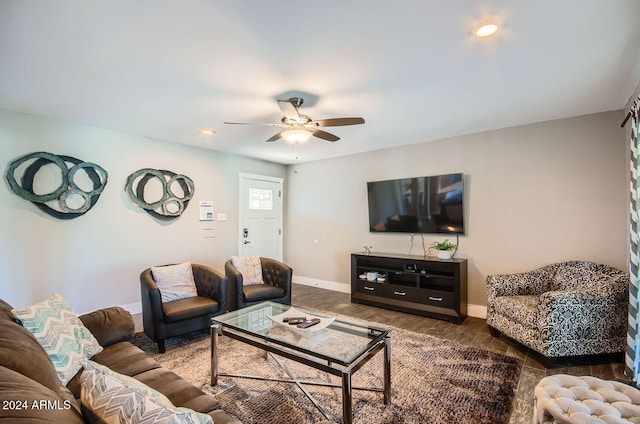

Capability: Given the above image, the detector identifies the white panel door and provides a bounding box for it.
[239,174,283,261]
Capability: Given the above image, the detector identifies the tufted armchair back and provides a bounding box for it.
[140,263,228,353]
[225,257,292,311]
[261,257,291,287]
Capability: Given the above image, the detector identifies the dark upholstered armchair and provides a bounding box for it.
[140,263,228,353]
[486,261,629,367]
[225,257,292,311]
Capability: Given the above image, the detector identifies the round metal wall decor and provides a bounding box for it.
[5,151,108,220]
[125,168,194,220]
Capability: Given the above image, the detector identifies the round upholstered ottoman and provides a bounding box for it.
[534,375,640,423]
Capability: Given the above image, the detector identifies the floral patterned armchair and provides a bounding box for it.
[486,261,629,367]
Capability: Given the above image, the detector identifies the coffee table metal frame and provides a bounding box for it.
[210,302,391,424]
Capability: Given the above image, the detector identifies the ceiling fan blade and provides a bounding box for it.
[266,131,284,142]
[313,117,365,127]
[277,100,300,120]
[312,129,340,142]
[224,121,285,127]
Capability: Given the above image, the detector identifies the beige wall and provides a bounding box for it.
[1,108,629,317]
[285,111,628,315]
[0,109,285,313]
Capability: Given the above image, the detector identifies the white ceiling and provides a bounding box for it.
[1,1,639,164]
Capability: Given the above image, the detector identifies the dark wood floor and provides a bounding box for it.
[291,283,628,424]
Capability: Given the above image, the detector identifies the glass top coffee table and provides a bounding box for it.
[210,301,391,424]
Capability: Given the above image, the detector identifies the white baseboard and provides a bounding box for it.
[293,276,351,294]
[120,301,142,315]
[294,275,487,319]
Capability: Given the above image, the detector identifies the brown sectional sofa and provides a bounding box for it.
[0,299,239,423]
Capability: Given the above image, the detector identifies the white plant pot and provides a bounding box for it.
[438,250,451,260]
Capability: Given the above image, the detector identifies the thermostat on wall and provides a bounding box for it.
[199,200,214,221]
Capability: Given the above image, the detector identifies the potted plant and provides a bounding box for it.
[432,239,457,260]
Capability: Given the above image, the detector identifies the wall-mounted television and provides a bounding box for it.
[367,173,464,234]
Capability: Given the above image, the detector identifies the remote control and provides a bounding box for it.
[297,318,321,329]
[287,318,305,325]
[283,316,306,323]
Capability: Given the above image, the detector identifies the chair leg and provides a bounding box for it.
[488,326,500,337]
[157,339,166,354]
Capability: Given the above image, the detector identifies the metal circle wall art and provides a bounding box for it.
[5,151,108,220]
[125,168,194,220]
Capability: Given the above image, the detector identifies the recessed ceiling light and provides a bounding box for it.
[472,22,499,38]
[199,129,215,136]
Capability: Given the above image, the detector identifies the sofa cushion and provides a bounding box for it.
[80,360,213,424]
[0,319,63,395]
[162,297,220,323]
[134,367,221,413]
[67,341,162,399]
[68,342,222,413]
[492,295,539,329]
[0,365,85,423]
[243,284,285,303]
[83,360,175,406]
[11,293,103,385]
[231,256,264,286]
[152,262,199,303]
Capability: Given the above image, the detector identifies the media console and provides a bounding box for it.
[351,252,467,324]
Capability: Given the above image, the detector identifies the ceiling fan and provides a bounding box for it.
[224,97,365,143]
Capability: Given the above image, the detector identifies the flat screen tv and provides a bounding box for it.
[367,173,464,234]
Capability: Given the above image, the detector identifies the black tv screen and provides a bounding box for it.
[367,173,464,234]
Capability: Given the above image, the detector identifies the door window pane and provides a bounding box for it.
[249,188,273,210]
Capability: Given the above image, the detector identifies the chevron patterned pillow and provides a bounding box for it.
[11,293,103,385]
[80,361,213,424]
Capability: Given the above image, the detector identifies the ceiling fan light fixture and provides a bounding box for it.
[282,128,312,144]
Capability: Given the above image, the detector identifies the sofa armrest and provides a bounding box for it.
[140,268,165,339]
[538,285,629,339]
[78,307,134,347]
[192,264,228,313]
[225,260,243,311]
[225,261,243,286]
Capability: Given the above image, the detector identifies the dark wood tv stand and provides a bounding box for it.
[351,252,467,324]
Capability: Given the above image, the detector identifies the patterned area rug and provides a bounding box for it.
[131,316,521,424]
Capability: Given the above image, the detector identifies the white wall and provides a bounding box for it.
[285,111,628,315]
[0,109,285,314]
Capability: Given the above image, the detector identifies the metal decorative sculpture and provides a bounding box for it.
[6,151,108,219]
[125,168,194,220]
